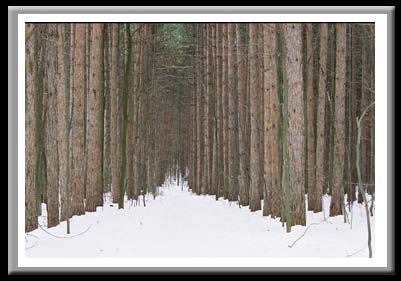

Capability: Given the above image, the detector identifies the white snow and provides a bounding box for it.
[25,178,374,258]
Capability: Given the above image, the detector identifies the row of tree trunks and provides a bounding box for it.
[26,23,165,232]
[188,23,373,231]
[26,23,374,233]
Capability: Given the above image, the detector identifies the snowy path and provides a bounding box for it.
[26,180,374,258]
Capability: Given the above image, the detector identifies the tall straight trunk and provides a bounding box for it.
[206,24,214,195]
[127,24,136,200]
[249,23,261,212]
[314,23,328,213]
[263,24,281,218]
[56,24,69,222]
[196,25,204,196]
[284,23,306,227]
[216,24,224,199]
[210,23,218,196]
[305,24,316,211]
[201,25,208,195]
[330,23,347,217]
[66,24,74,226]
[103,24,112,194]
[227,24,240,202]
[86,23,104,212]
[139,24,149,198]
[149,24,157,195]
[345,24,353,208]
[35,26,46,215]
[360,26,370,196]
[71,24,86,215]
[83,24,90,204]
[270,24,282,219]
[258,25,265,206]
[110,24,120,203]
[44,25,60,228]
[236,23,249,206]
[191,35,198,193]
[279,23,291,231]
[133,24,143,200]
[324,24,336,196]
[25,23,38,232]
[262,24,272,216]
[245,25,251,204]
[350,25,359,202]
[222,24,230,200]
[368,24,375,198]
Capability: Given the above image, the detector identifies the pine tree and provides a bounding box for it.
[71,23,86,215]
[314,23,328,213]
[86,23,104,212]
[330,23,347,217]
[249,23,261,212]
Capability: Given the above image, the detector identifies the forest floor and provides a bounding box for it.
[25,179,374,258]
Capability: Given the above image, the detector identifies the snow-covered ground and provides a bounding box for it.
[25,179,374,258]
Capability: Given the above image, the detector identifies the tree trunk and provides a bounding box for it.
[249,24,261,212]
[222,24,230,200]
[206,24,214,196]
[284,23,306,227]
[314,23,328,213]
[305,24,316,212]
[71,24,86,215]
[330,23,347,217]
[360,26,370,198]
[44,25,60,228]
[86,23,104,212]
[227,24,239,202]
[103,24,112,194]
[25,23,38,232]
[236,24,249,206]
[216,24,224,199]
[110,24,120,204]
[196,25,204,196]
[262,24,272,216]
[56,24,69,222]
[263,24,281,218]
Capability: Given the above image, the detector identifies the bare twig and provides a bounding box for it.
[346,246,368,257]
[356,101,375,258]
[25,233,40,250]
[288,221,325,248]
[38,223,91,239]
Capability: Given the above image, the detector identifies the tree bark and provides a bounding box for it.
[227,24,240,202]
[216,24,224,199]
[305,23,316,212]
[206,24,214,196]
[25,23,38,232]
[249,24,261,212]
[56,24,69,222]
[86,23,104,212]
[330,23,347,217]
[71,24,86,215]
[284,23,306,227]
[44,25,60,228]
[263,24,281,218]
[222,24,230,200]
[196,25,204,196]
[261,24,272,216]
[237,23,250,206]
[110,24,120,203]
[314,23,328,213]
